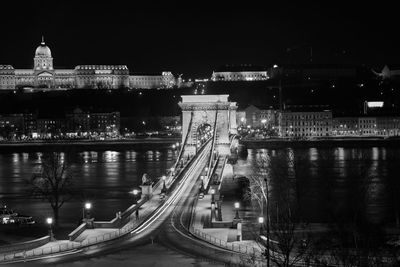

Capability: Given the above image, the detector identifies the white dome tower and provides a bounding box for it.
[34,36,53,71]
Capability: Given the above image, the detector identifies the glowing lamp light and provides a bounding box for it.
[132,189,139,196]
[85,202,92,210]
[210,189,216,195]
[261,119,267,124]
[234,202,240,209]
[162,175,166,181]
[367,101,384,108]
[258,217,264,224]
[46,217,53,225]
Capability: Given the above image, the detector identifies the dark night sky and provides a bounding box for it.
[0,1,398,78]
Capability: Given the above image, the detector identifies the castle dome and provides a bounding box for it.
[35,37,52,58]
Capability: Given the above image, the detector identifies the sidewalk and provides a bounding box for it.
[191,169,265,257]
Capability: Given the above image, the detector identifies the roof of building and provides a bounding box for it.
[35,37,52,58]
[130,72,164,76]
[0,65,14,70]
[214,64,267,73]
[75,65,128,70]
[283,104,331,112]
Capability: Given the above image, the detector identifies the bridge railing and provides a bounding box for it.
[191,228,264,259]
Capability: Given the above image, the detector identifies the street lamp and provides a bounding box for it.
[234,202,240,219]
[210,188,215,203]
[258,216,264,235]
[83,202,92,220]
[200,176,204,192]
[204,167,209,176]
[161,175,167,194]
[46,217,54,240]
[132,189,139,204]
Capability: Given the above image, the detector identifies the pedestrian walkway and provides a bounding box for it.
[191,177,265,258]
[74,181,166,242]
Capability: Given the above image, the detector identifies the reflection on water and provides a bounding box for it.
[0,148,177,225]
[235,146,400,224]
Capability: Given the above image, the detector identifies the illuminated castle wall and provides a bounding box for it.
[0,38,175,90]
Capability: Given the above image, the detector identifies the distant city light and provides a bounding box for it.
[367,101,384,108]
[273,64,278,68]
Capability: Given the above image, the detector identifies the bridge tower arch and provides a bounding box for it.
[179,95,237,157]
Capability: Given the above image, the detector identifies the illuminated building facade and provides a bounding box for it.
[332,116,400,136]
[280,110,333,137]
[211,65,268,81]
[238,105,279,128]
[129,72,175,89]
[0,38,175,90]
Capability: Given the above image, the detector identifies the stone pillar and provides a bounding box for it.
[236,221,242,241]
[229,102,238,135]
[217,199,223,221]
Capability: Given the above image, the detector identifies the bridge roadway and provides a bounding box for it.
[6,142,247,266]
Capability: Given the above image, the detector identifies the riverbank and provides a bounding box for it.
[0,137,181,152]
[241,137,400,149]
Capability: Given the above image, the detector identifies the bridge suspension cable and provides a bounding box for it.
[173,111,193,171]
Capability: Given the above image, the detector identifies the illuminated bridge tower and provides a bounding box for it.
[179,95,237,157]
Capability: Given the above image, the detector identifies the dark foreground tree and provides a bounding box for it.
[245,152,313,267]
[28,152,74,226]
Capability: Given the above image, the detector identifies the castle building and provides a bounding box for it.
[0,38,175,90]
[129,72,175,89]
[211,65,268,82]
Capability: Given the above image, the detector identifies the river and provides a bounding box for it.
[0,146,177,228]
[1,145,399,231]
[234,146,400,225]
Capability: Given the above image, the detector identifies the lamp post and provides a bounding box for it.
[258,216,264,235]
[234,202,240,219]
[204,166,209,178]
[200,176,204,193]
[46,217,54,241]
[161,175,167,194]
[132,189,139,204]
[84,202,92,220]
[210,188,215,204]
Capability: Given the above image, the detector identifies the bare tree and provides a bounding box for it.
[269,207,313,267]
[245,151,313,267]
[28,152,74,226]
[244,153,272,267]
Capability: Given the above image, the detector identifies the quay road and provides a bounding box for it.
[6,141,247,266]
